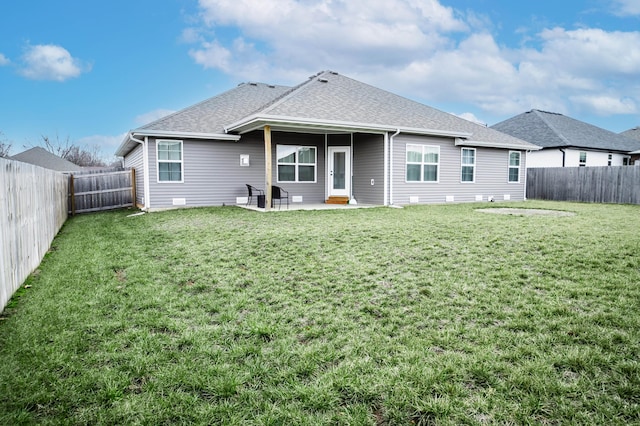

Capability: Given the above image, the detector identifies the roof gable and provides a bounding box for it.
[11,147,82,172]
[230,71,538,149]
[492,110,640,153]
[621,127,640,141]
[118,70,539,155]
[140,82,291,135]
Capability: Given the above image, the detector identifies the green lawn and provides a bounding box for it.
[1,201,639,425]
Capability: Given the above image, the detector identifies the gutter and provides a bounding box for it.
[559,148,566,167]
[388,128,401,205]
[132,129,240,141]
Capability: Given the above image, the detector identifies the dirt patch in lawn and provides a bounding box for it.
[476,208,576,217]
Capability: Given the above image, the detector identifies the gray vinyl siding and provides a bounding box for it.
[270,132,326,203]
[147,136,265,208]
[353,133,385,205]
[123,143,144,207]
[145,131,326,209]
[392,134,526,204]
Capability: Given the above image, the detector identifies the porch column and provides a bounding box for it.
[264,125,272,211]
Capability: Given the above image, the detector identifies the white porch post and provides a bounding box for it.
[264,125,272,211]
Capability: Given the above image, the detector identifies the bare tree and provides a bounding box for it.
[39,134,74,159]
[0,131,12,157]
[34,134,107,167]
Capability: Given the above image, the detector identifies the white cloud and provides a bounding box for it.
[611,0,640,16]
[535,28,640,77]
[135,109,177,125]
[19,44,89,81]
[189,40,233,71]
[0,53,9,66]
[190,0,466,81]
[570,95,637,115]
[77,133,128,156]
[184,0,640,120]
[452,112,487,126]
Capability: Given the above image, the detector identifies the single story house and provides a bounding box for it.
[11,146,83,172]
[116,70,539,211]
[491,110,640,168]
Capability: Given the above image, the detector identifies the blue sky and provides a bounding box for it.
[1,0,639,158]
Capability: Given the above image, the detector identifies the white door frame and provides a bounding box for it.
[327,146,351,198]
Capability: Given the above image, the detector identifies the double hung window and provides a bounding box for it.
[508,151,520,183]
[406,144,439,182]
[461,148,475,182]
[157,140,183,182]
[277,145,316,182]
[579,151,587,167]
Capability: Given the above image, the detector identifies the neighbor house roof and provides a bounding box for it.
[623,128,640,154]
[491,109,640,153]
[11,146,83,172]
[117,70,538,156]
[621,127,640,141]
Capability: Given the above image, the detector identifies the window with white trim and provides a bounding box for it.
[579,151,587,167]
[406,144,439,182]
[157,140,183,182]
[461,148,475,182]
[508,151,521,183]
[277,145,317,182]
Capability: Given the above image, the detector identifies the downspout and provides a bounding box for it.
[559,148,566,167]
[350,133,354,201]
[129,133,150,211]
[325,134,329,201]
[383,132,389,206]
[388,128,401,206]
[524,150,530,200]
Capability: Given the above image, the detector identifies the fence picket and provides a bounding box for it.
[1,158,68,312]
[69,169,134,214]
[527,166,640,204]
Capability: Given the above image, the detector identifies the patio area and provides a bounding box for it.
[238,202,383,212]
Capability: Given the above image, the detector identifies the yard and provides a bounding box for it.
[1,201,639,425]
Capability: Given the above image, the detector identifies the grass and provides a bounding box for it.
[1,201,639,425]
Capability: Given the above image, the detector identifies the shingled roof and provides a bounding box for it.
[621,127,640,141]
[491,109,640,153]
[139,82,291,135]
[117,70,538,156]
[11,146,83,172]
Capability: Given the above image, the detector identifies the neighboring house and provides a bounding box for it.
[116,70,539,211]
[10,146,83,172]
[491,109,640,168]
[621,127,640,164]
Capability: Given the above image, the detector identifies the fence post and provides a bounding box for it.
[69,174,76,216]
[131,168,136,209]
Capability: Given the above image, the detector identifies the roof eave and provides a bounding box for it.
[115,130,241,157]
[224,114,473,138]
[132,129,241,141]
[455,139,542,151]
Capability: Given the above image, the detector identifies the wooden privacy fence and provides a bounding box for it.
[527,166,640,204]
[1,158,68,313]
[69,168,135,215]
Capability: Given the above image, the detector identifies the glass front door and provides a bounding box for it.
[328,146,350,197]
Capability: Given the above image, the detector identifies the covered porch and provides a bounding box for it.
[234,125,388,211]
[238,202,383,212]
